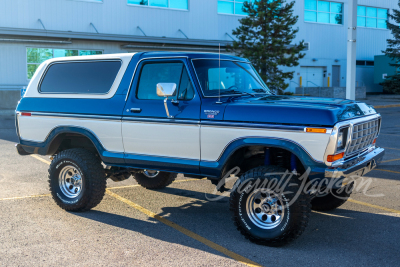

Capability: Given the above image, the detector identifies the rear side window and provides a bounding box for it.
[40,61,121,94]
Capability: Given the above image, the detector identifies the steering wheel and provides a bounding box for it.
[227,85,239,90]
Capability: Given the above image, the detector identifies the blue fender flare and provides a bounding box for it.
[200,137,327,178]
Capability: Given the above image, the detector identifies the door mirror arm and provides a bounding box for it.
[157,83,177,118]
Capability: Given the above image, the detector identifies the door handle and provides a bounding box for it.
[129,108,142,113]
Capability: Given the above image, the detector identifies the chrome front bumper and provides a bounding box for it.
[325,147,385,179]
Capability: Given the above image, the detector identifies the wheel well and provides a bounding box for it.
[221,145,306,178]
[47,133,100,158]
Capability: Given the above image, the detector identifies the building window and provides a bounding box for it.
[218,0,256,16]
[304,0,343,25]
[356,60,374,66]
[357,6,388,29]
[127,0,188,10]
[26,48,102,79]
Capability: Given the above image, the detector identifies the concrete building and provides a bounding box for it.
[0,0,397,112]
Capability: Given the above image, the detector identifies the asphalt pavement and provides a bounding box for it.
[0,107,400,267]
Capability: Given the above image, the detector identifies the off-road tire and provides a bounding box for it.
[48,148,106,211]
[311,182,354,211]
[134,171,177,189]
[230,165,311,247]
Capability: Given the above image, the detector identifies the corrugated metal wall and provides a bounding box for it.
[0,0,397,92]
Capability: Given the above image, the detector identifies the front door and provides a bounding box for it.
[332,65,340,87]
[122,58,201,173]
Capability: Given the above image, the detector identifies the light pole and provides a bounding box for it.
[346,0,358,100]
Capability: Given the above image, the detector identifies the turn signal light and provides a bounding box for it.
[306,128,327,134]
[20,112,31,116]
[327,152,344,162]
[373,138,377,144]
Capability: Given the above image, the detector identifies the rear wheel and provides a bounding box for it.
[311,182,354,211]
[133,170,177,189]
[230,165,311,247]
[48,148,106,211]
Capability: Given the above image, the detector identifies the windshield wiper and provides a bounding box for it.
[224,90,255,97]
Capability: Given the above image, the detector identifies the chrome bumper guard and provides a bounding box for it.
[325,147,385,179]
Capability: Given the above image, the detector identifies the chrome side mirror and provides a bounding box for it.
[156,83,176,118]
[157,83,176,97]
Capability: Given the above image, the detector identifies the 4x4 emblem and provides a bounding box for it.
[204,110,220,118]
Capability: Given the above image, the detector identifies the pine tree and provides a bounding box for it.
[381,2,400,94]
[227,0,305,94]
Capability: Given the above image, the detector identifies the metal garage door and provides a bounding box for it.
[300,67,324,87]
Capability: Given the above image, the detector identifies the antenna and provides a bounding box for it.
[217,43,222,104]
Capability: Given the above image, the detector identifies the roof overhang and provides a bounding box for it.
[0,27,232,48]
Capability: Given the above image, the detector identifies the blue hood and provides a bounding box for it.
[222,95,377,126]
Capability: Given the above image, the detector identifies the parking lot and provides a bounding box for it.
[1,108,400,267]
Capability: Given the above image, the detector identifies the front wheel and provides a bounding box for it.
[133,170,177,189]
[230,166,311,247]
[48,148,106,211]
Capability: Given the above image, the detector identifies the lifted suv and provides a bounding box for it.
[16,52,385,246]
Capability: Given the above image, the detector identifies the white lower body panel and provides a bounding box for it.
[122,121,200,160]
[18,115,124,152]
[200,125,329,162]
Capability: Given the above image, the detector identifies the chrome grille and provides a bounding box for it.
[347,118,380,156]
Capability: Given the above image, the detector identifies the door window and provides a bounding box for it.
[136,62,194,100]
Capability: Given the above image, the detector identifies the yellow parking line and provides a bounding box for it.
[312,211,354,219]
[380,133,400,137]
[381,158,400,163]
[348,199,400,215]
[106,189,262,267]
[30,154,51,165]
[383,147,400,151]
[107,178,206,190]
[374,104,400,109]
[374,168,400,174]
[0,193,51,201]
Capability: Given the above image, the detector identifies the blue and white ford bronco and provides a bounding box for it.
[15,52,385,246]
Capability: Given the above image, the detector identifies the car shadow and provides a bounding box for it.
[73,186,400,265]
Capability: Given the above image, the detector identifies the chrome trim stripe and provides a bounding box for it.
[30,112,122,121]
[26,112,326,131]
[201,121,309,132]
[122,117,200,125]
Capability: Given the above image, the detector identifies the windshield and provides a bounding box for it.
[192,59,271,97]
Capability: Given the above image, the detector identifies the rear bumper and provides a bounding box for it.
[325,147,385,180]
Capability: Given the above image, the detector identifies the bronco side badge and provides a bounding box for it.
[204,110,220,119]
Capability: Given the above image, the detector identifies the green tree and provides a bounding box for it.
[381,2,400,94]
[227,0,305,94]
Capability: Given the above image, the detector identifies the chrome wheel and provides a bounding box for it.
[59,166,83,198]
[143,170,160,178]
[246,189,285,230]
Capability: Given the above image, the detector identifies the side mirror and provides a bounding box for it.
[156,83,176,118]
[157,83,176,97]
